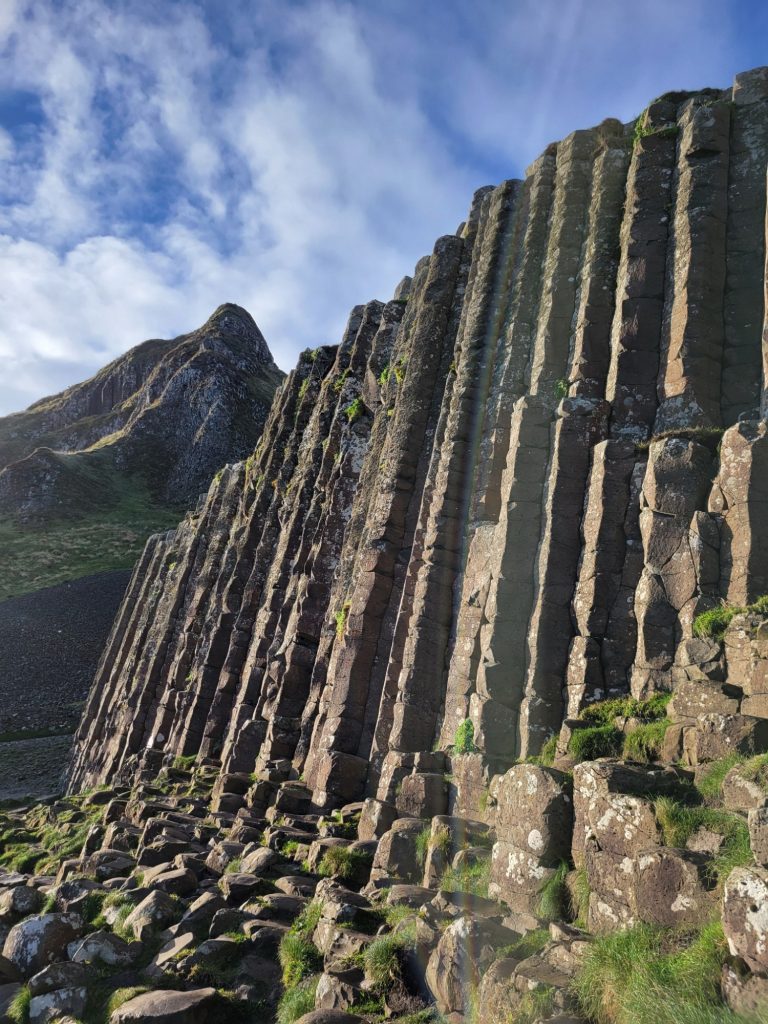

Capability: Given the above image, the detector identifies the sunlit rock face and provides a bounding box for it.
[68,67,768,809]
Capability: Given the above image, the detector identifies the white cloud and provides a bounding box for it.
[0,0,761,415]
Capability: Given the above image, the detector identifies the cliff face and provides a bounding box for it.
[69,68,768,801]
[0,63,763,1024]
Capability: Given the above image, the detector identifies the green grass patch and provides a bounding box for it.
[573,921,744,1024]
[345,397,365,423]
[278,903,323,987]
[439,858,490,898]
[693,594,768,642]
[7,986,30,1024]
[654,797,751,885]
[623,719,670,763]
[0,484,182,602]
[172,754,197,771]
[415,826,432,867]
[568,724,623,761]
[334,601,350,639]
[530,733,558,767]
[496,928,550,962]
[317,845,372,883]
[569,866,591,929]
[695,754,746,803]
[276,976,319,1024]
[537,861,570,923]
[364,933,410,993]
[579,693,670,726]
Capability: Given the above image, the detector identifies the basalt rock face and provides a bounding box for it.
[70,67,768,809]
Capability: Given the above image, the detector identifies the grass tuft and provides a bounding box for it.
[568,724,623,761]
[317,845,372,883]
[623,719,670,763]
[537,861,570,923]
[573,921,744,1024]
[439,858,490,898]
[276,976,319,1024]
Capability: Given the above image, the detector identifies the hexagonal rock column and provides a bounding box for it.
[488,764,573,913]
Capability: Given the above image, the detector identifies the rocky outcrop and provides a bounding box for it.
[68,67,768,805]
[0,303,283,523]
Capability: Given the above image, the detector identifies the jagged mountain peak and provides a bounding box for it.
[199,302,272,358]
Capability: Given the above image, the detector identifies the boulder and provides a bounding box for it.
[396,773,448,819]
[69,929,139,966]
[371,819,424,883]
[110,987,220,1023]
[425,915,518,1014]
[124,890,180,940]
[0,886,43,921]
[29,986,87,1024]
[632,848,715,927]
[3,914,81,977]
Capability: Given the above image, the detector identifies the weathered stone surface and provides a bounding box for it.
[489,764,573,911]
[723,866,768,973]
[110,987,219,1023]
[371,819,424,884]
[3,914,81,977]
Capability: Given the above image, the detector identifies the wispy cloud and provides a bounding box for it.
[0,0,763,414]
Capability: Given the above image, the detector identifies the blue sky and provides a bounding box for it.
[0,0,766,415]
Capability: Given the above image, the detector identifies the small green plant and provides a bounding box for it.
[334,601,351,639]
[513,987,558,1024]
[298,378,310,401]
[554,378,569,400]
[529,733,558,767]
[439,858,490,898]
[453,718,477,755]
[393,358,407,384]
[415,825,432,866]
[579,693,670,726]
[569,865,591,929]
[496,928,550,962]
[345,397,365,423]
[379,365,391,386]
[696,753,745,803]
[278,931,323,988]
[693,594,768,641]
[332,368,350,393]
[7,986,30,1024]
[693,604,742,641]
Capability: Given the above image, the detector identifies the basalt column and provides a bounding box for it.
[304,232,467,806]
